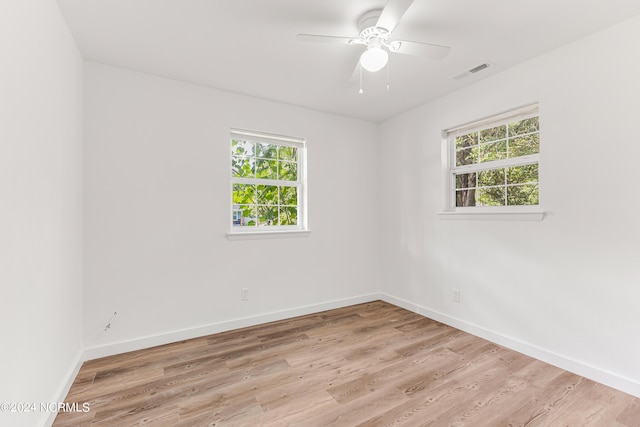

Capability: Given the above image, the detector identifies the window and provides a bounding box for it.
[443,104,540,213]
[229,129,307,234]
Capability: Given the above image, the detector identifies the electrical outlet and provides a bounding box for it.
[452,289,461,303]
[241,288,249,301]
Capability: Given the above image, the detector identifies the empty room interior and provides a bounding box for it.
[3,0,640,426]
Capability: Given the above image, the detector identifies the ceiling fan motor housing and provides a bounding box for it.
[358,10,390,41]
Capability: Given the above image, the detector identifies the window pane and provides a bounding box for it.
[233,184,256,204]
[257,185,278,205]
[447,109,539,211]
[456,189,476,207]
[506,164,538,185]
[230,131,305,231]
[278,146,298,161]
[478,168,505,187]
[257,205,278,226]
[279,186,297,206]
[279,161,298,181]
[479,141,507,162]
[477,187,505,206]
[455,133,478,149]
[509,134,539,157]
[256,159,277,179]
[231,157,255,178]
[479,125,506,143]
[456,146,478,166]
[234,205,256,226]
[279,207,298,225]
[507,184,539,205]
[455,172,476,189]
[231,140,254,157]
[256,143,277,159]
[509,117,539,136]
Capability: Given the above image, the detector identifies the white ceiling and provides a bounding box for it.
[57,0,640,122]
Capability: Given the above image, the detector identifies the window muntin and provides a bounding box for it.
[446,105,539,209]
[230,130,306,231]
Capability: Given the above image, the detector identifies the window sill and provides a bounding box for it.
[226,230,312,241]
[436,211,545,221]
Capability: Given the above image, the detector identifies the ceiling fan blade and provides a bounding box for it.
[296,34,357,45]
[376,0,415,33]
[392,40,451,60]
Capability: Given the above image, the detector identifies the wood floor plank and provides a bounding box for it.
[532,378,637,427]
[276,386,409,426]
[357,346,526,426]
[53,301,640,426]
[257,390,339,426]
[616,398,640,426]
[177,395,263,427]
[93,403,181,427]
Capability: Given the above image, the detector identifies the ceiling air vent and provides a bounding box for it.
[453,63,491,80]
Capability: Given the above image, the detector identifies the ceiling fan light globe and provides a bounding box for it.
[360,46,388,72]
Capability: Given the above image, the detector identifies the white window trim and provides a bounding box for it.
[226,230,311,241]
[436,211,545,221]
[439,103,544,221]
[227,128,309,239]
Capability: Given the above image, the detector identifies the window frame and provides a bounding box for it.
[227,128,308,238]
[439,104,544,220]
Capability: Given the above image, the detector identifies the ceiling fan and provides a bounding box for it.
[296,0,451,75]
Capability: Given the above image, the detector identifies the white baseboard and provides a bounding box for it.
[379,292,640,399]
[83,293,380,361]
[41,350,84,427]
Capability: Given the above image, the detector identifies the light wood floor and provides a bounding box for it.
[54,301,640,426]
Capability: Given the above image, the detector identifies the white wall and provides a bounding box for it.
[379,15,640,397]
[0,1,84,427]
[83,62,380,356]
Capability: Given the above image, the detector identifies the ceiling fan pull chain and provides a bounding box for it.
[386,60,390,91]
[359,64,364,94]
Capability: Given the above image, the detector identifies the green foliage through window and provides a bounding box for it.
[450,112,540,208]
[231,136,303,228]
